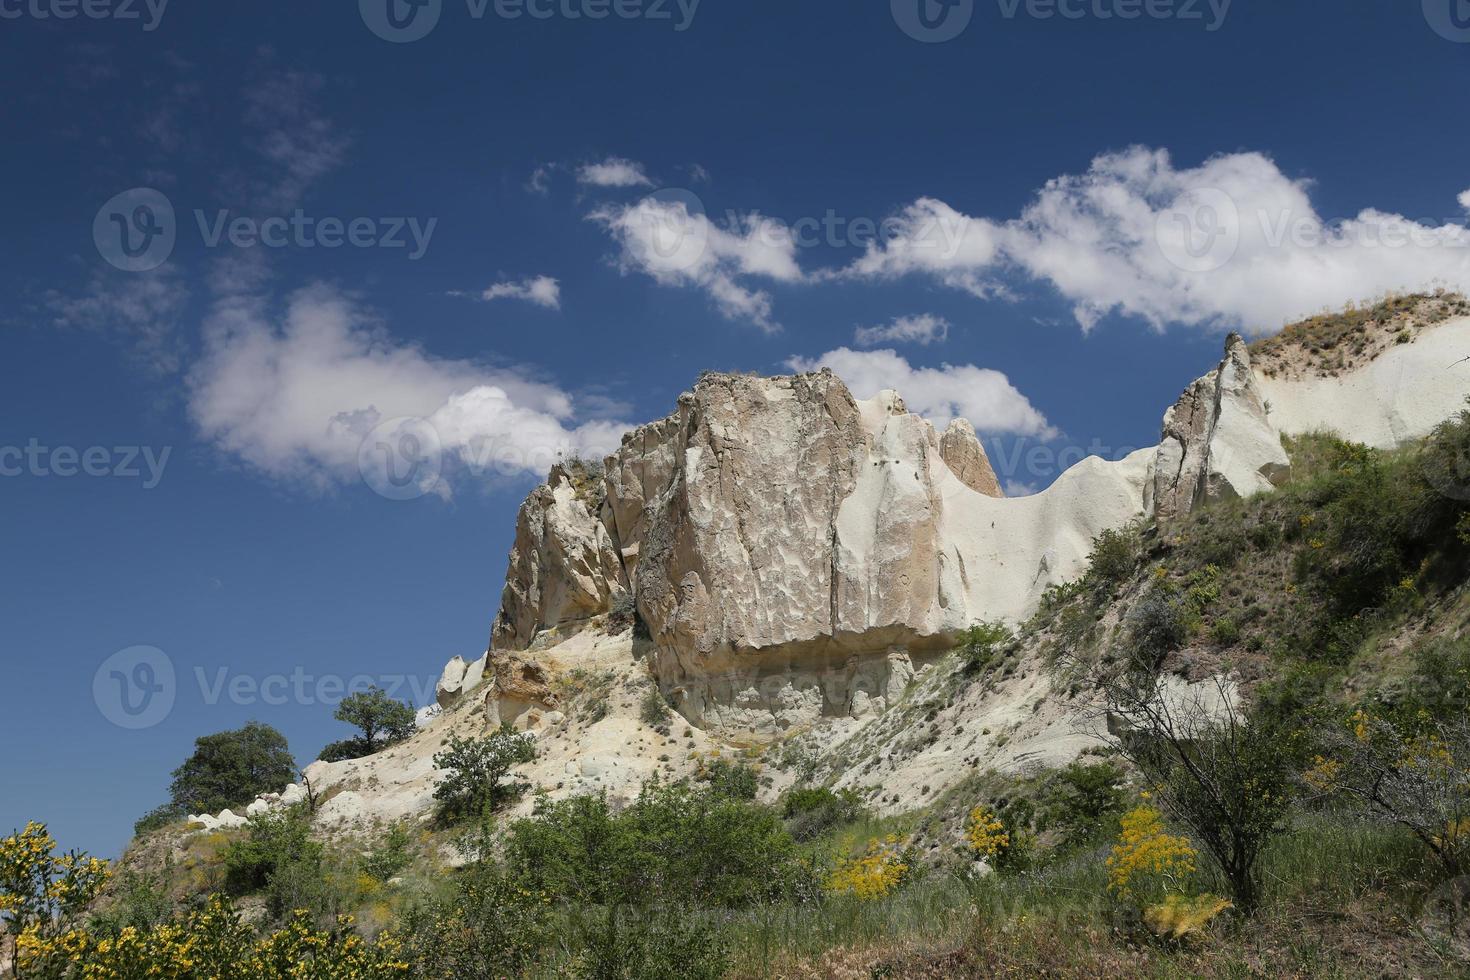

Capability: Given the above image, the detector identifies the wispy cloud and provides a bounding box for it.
[577,156,653,188]
[854,313,949,347]
[456,275,562,310]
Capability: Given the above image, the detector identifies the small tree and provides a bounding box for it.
[332,686,417,757]
[168,722,296,815]
[433,725,537,823]
[1105,677,1294,916]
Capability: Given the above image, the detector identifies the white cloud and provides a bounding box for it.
[1004,480,1040,498]
[468,275,562,310]
[854,313,949,347]
[577,157,653,188]
[242,63,350,212]
[846,147,1470,334]
[1460,188,1470,213]
[785,347,1055,438]
[46,268,190,375]
[592,195,802,333]
[187,285,625,494]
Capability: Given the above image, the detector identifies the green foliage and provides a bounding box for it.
[958,621,1014,675]
[505,782,814,908]
[697,757,758,800]
[132,803,186,838]
[569,905,730,980]
[1087,522,1144,590]
[1125,591,1191,671]
[221,806,324,919]
[168,721,296,816]
[639,683,671,727]
[1037,761,1128,846]
[327,685,417,760]
[399,858,552,979]
[362,821,414,882]
[781,787,866,842]
[432,725,537,824]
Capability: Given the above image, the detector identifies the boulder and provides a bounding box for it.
[1154,334,1291,522]
[483,650,560,729]
[435,654,487,708]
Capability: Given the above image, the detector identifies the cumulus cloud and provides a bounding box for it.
[577,156,653,188]
[785,347,1055,438]
[592,195,802,333]
[854,313,949,347]
[187,285,625,495]
[846,147,1470,334]
[1460,189,1470,214]
[463,275,562,309]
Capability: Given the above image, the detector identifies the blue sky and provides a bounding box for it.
[3,0,1470,858]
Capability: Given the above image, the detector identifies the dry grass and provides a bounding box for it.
[1250,291,1469,379]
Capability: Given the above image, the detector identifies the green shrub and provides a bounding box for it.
[1038,761,1127,845]
[505,782,813,908]
[640,684,671,727]
[1086,522,1144,590]
[1125,591,1190,671]
[132,803,186,837]
[432,725,537,824]
[569,905,729,980]
[781,787,865,842]
[221,806,324,919]
[400,858,552,978]
[958,621,1014,675]
[362,820,414,882]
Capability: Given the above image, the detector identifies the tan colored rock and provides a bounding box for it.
[484,650,560,729]
[491,463,627,650]
[435,654,486,708]
[939,418,1004,498]
[1154,334,1291,522]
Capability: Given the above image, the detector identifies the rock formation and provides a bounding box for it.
[1153,334,1291,521]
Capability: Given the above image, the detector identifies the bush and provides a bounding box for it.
[221,806,324,919]
[400,858,551,979]
[168,722,296,816]
[569,904,729,980]
[697,757,758,800]
[1039,761,1127,845]
[133,802,186,837]
[362,821,414,882]
[1106,682,1295,916]
[505,782,813,908]
[432,725,537,824]
[958,621,1014,675]
[781,787,864,842]
[1126,591,1191,671]
[640,684,671,727]
[1087,522,1144,590]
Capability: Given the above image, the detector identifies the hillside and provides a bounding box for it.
[7,294,1470,979]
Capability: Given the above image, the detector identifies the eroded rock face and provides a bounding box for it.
[483,650,560,729]
[1154,334,1291,521]
[489,369,1153,733]
[491,463,627,650]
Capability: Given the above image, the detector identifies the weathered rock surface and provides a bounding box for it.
[491,463,626,650]
[1154,334,1291,521]
[484,649,560,729]
[434,654,486,708]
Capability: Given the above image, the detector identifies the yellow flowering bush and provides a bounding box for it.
[16,895,410,980]
[826,836,909,900]
[1,822,111,970]
[1142,893,1233,941]
[965,805,1010,861]
[1105,804,1197,902]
